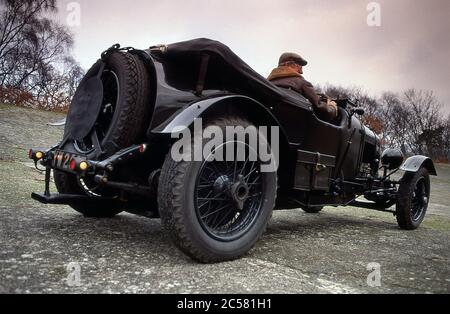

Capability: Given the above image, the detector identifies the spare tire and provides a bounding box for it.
[64,51,151,156]
[54,51,152,217]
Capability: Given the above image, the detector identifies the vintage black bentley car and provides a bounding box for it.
[30,38,437,262]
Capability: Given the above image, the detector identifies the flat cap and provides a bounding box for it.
[279,52,308,66]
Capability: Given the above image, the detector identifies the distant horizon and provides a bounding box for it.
[54,0,450,114]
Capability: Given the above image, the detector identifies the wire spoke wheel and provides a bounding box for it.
[158,116,277,262]
[410,178,428,222]
[195,142,264,242]
[396,167,430,230]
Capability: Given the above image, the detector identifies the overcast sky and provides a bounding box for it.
[56,0,450,113]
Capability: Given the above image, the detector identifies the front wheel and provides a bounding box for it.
[396,167,430,230]
[158,117,277,263]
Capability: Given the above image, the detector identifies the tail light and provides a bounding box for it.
[28,149,45,161]
[69,159,77,171]
[79,161,89,171]
[69,158,90,172]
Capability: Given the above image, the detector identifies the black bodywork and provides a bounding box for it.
[31,38,437,215]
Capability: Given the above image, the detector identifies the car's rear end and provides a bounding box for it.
[29,45,166,218]
[29,39,290,263]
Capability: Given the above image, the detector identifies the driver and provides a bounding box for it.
[268,52,338,122]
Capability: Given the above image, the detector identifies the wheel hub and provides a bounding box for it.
[213,174,250,211]
[195,151,265,242]
[230,175,250,211]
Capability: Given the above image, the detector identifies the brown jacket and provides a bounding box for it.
[268,66,337,121]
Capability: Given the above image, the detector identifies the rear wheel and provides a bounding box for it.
[158,117,277,262]
[396,167,430,230]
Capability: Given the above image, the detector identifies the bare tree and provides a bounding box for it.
[437,115,450,162]
[378,92,410,152]
[33,56,83,111]
[0,0,57,83]
[320,84,384,134]
[0,0,83,110]
[402,89,442,155]
[319,84,449,161]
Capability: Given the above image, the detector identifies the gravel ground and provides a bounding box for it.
[0,104,449,294]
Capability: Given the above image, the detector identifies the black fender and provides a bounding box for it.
[151,95,293,184]
[153,95,288,140]
[400,155,437,176]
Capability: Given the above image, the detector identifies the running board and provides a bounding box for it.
[349,200,396,213]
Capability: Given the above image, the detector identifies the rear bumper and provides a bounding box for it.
[31,192,158,217]
[31,192,125,207]
[31,144,149,176]
[29,143,153,207]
